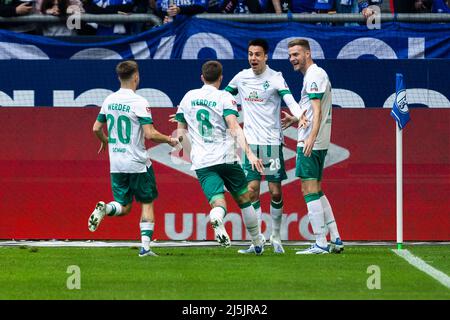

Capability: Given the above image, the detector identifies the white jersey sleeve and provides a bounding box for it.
[273,72,303,119]
[134,98,153,124]
[222,91,239,118]
[305,71,328,97]
[225,72,241,96]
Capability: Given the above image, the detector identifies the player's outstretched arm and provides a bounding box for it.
[93,120,108,154]
[225,114,264,173]
[142,124,180,147]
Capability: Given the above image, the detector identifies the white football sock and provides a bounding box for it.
[140,222,154,251]
[252,200,262,233]
[241,203,259,241]
[320,194,341,242]
[209,206,226,222]
[106,201,122,216]
[306,196,328,248]
[270,199,283,239]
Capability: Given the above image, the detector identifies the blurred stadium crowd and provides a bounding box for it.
[0,0,448,36]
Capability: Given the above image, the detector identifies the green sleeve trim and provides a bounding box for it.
[223,109,239,118]
[97,114,106,123]
[278,89,291,97]
[308,93,324,100]
[225,86,238,95]
[138,117,153,125]
[175,113,187,123]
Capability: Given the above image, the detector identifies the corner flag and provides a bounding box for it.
[391,73,411,129]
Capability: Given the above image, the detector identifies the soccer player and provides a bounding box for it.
[224,38,306,254]
[88,60,180,257]
[282,39,344,254]
[173,60,266,255]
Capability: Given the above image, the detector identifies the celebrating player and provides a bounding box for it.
[88,60,180,257]
[173,60,266,255]
[225,38,306,254]
[282,39,344,254]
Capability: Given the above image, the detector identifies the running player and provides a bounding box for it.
[88,60,180,257]
[173,60,266,255]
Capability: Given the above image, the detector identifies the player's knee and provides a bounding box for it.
[247,185,259,201]
[236,192,251,206]
[270,190,282,203]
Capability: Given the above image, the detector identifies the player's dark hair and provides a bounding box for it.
[202,60,223,83]
[288,39,311,51]
[248,39,269,54]
[116,60,138,81]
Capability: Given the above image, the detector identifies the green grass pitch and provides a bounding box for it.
[0,245,449,300]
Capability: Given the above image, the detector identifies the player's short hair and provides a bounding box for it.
[202,60,223,83]
[116,60,138,81]
[288,39,311,51]
[248,39,269,54]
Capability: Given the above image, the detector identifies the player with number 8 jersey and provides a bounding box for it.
[174,60,266,254]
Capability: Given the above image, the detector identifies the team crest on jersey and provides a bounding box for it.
[263,81,270,91]
[146,107,152,114]
[310,82,318,92]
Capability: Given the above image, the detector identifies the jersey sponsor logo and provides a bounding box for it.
[263,81,270,91]
[310,82,318,92]
[244,91,264,102]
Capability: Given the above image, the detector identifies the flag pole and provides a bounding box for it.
[396,124,403,250]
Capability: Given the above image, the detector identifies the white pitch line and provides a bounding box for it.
[392,249,450,289]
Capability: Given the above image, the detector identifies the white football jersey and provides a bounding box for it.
[98,88,153,173]
[298,64,332,150]
[225,66,292,145]
[176,84,240,170]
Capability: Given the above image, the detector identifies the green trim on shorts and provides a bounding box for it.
[138,117,153,125]
[243,144,287,182]
[97,113,106,123]
[175,113,187,123]
[304,193,321,203]
[238,201,252,209]
[318,191,324,197]
[295,147,327,181]
[209,193,225,204]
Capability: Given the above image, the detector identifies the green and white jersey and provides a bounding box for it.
[97,88,153,173]
[225,66,293,146]
[175,84,240,171]
[298,64,332,150]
